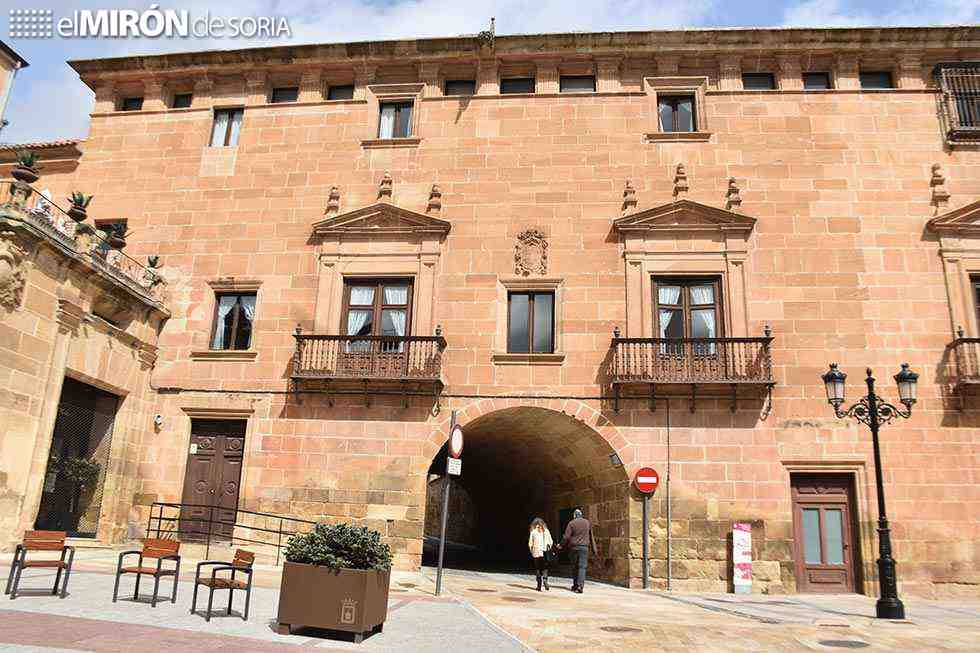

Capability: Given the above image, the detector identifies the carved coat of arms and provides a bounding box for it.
[340,598,357,624]
[514,229,548,276]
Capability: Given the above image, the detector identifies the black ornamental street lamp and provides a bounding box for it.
[820,362,918,620]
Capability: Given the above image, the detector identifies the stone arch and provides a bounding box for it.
[420,398,635,585]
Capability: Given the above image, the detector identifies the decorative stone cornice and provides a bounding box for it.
[613,198,757,236]
[312,200,452,238]
[68,27,980,87]
[57,298,85,333]
[926,200,980,236]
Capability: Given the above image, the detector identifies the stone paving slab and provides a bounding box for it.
[0,564,527,653]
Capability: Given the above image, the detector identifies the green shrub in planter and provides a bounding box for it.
[278,522,394,641]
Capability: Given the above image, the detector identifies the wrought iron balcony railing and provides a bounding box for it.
[292,331,446,384]
[611,335,774,386]
[935,62,980,144]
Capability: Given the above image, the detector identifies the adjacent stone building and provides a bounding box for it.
[2,25,979,597]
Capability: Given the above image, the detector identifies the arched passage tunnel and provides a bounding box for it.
[422,406,632,584]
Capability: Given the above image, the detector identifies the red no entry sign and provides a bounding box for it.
[634,467,660,494]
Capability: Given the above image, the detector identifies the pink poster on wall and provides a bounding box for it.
[733,522,752,594]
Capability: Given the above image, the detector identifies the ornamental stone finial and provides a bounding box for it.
[622,179,637,214]
[325,186,341,215]
[378,171,393,202]
[726,177,742,212]
[930,163,950,213]
[673,163,688,198]
[427,184,442,214]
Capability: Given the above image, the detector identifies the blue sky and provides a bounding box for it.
[2,0,978,144]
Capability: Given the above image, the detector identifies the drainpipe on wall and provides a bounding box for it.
[666,397,672,591]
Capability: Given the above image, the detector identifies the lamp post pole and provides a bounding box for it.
[863,371,905,620]
[821,363,917,620]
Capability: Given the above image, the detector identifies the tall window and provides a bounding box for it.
[803,72,831,90]
[507,292,554,354]
[444,79,477,96]
[211,293,256,350]
[328,85,355,100]
[654,278,721,353]
[860,71,894,89]
[658,95,695,133]
[500,77,535,94]
[210,108,244,147]
[343,279,413,351]
[120,96,144,111]
[973,277,980,332]
[742,73,776,90]
[171,92,193,108]
[560,75,596,93]
[378,102,413,139]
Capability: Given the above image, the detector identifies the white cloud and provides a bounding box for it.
[2,0,719,143]
[782,0,980,27]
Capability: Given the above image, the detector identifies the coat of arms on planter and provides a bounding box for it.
[340,598,357,624]
[514,229,548,276]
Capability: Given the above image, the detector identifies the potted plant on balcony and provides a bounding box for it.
[67,191,93,222]
[277,522,392,642]
[104,226,131,250]
[11,151,40,184]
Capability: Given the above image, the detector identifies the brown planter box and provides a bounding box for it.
[276,562,390,642]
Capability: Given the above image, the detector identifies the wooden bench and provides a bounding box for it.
[4,530,75,599]
[191,549,255,621]
[112,538,181,607]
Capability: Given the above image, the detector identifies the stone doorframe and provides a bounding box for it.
[781,459,874,595]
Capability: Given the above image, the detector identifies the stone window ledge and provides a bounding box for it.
[492,352,565,365]
[645,131,713,143]
[361,137,422,149]
[190,349,258,361]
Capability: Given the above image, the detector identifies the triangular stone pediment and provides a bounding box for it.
[312,202,451,237]
[926,200,980,236]
[613,199,756,235]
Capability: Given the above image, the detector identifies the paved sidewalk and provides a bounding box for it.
[0,551,527,653]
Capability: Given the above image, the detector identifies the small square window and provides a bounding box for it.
[860,71,894,89]
[501,77,535,94]
[658,95,696,133]
[120,97,144,111]
[803,72,831,90]
[560,75,596,93]
[328,85,355,100]
[507,292,555,354]
[270,87,299,103]
[171,93,193,108]
[379,101,413,139]
[211,293,257,351]
[742,73,776,90]
[444,79,477,96]
[210,108,244,147]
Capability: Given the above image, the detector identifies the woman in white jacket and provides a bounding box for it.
[528,517,554,591]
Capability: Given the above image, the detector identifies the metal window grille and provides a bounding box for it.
[935,62,980,144]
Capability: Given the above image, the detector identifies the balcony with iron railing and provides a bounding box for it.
[292,327,447,401]
[1,173,165,308]
[949,328,980,398]
[609,326,774,412]
[935,62,980,144]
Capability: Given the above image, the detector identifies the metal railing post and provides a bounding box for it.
[276,518,283,566]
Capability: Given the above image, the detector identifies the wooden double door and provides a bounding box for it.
[180,420,245,539]
[791,474,861,593]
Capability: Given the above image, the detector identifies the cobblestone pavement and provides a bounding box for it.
[426,567,980,652]
[3,548,980,652]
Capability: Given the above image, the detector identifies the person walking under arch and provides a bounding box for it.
[558,508,597,593]
[528,517,553,591]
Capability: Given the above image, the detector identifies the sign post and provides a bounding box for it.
[732,522,752,594]
[435,413,463,597]
[633,467,660,590]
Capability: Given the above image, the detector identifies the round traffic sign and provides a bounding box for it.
[634,467,660,494]
[449,424,464,458]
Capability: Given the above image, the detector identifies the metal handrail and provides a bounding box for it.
[1,179,161,292]
[610,335,774,385]
[146,501,316,565]
[293,332,447,381]
[951,337,980,383]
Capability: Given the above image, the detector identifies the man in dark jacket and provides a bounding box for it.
[558,508,598,593]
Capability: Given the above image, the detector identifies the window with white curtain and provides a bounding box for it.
[654,278,721,354]
[343,279,413,352]
[378,101,413,139]
[210,108,244,147]
[211,293,256,350]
